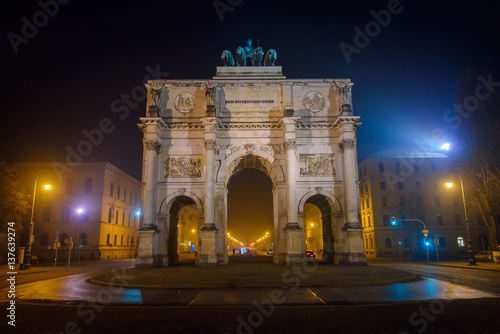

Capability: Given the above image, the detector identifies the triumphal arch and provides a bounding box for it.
[136,47,366,267]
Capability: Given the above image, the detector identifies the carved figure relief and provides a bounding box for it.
[165,156,202,177]
[299,154,335,177]
[174,93,195,113]
[304,92,325,112]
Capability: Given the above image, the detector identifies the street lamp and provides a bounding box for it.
[446,171,476,265]
[76,208,84,264]
[23,176,51,270]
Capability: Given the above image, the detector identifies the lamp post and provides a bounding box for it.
[446,171,476,265]
[76,208,84,264]
[23,176,51,270]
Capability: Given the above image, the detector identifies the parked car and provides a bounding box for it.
[475,251,493,262]
[267,249,274,256]
[305,250,316,258]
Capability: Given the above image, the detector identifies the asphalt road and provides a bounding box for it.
[371,263,500,294]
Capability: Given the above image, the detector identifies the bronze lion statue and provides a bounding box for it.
[264,49,277,66]
[221,50,235,66]
[251,47,264,66]
[235,47,246,66]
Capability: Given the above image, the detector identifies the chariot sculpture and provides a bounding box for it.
[220,39,277,66]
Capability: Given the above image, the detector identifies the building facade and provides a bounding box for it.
[136,65,366,267]
[358,151,490,259]
[14,163,141,262]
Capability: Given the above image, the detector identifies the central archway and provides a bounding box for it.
[227,168,273,261]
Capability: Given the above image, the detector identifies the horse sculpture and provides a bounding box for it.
[263,49,277,66]
[251,47,264,66]
[235,47,246,66]
[221,50,235,66]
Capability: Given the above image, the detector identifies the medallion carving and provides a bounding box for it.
[299,154,335,177]
[303,91,325,112]
[174,93,195,113]
[165,156,202,177]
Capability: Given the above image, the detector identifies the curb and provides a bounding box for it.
[425,263,500,273]
[87,274,419,290]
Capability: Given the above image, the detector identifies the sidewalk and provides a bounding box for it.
[425,260,500,272]
[90,256,418,289]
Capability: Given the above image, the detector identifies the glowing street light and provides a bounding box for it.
[23,176,51,270]
[441,143,450,151]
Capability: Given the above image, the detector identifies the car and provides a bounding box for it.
[305,250,316,258]
[475,251,493,262]
[267,249,274,256]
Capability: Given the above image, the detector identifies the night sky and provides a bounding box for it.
[2,1,499,238]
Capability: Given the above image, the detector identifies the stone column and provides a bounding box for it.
[199,117,218,265]
[338,137,366,265]
[135,139,161,268]
[282,117,305,265]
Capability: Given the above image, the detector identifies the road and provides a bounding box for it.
[370,262,500,294]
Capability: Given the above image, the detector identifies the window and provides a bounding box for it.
[367,216,371,227]
[403,237,410,248]
[122,212,125,225]
[397,182,404,190]
[457,237,465,247]
[130,192,132,204]
[360,187,363,195]
[128,213,131,227]
[455,214,461,225]
[106,234,110,246]
[382,197,388,207]
[417,196,423,207]
[383,215,390,226]
[413,164,419,172]
[400,197,405,207]
[379,163,384,172]
[380,182,386,191]
[117,186,121,200]
[84,178,92,194]
[127,235,130,246]
[110,183,114,197]
[62,206,71,223]
[439,237,446,247]
[114,234,117,246]
[121,235,124,246]
[415,182,421,190]
[80,233,88,246]
[431,162,437,172]
[364,236,368,248]
[115,211,119,224]
[359,167,362,178]
[385,237,392,248]
[396,162,401,172]
[437,214,443,225]
[366,199,370,209]
[370,236,373,249]
[65,179,73,195]
[108,208,113,223]
[435,196,441,207]
[42,206,51,222]
[124,189,126,202]
[362,200,365,210]
[135,193,138,206]
[365,184,368,193]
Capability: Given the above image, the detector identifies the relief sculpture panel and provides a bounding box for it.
[165,156,202,177]
[299,154,335,177]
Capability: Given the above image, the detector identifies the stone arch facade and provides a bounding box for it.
[135,65,366,267]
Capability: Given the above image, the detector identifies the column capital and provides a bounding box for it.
[145,140,161,153]
[284,139,297,151]
[204,139,218,150]
[339,139,355,153]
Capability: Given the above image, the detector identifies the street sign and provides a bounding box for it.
[424,233,428,237]
[422,230,429,233]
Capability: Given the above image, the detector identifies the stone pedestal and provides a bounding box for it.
[199,225,218,266]
[284,224,305,265]
[336,224,367,266]
[135,229,158,268]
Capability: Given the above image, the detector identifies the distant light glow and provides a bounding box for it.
[441,143,450,151]
[445,182,453,188]
[136,210,141,216]
[425,241,430,247]
[77,208,84,214]
[44,184,52,190]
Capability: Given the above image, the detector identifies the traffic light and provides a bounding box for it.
[391,216,397,226]
[425,241,430,247]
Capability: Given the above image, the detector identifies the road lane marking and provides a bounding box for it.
[188,289,204,306]
[307,288,326,305]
